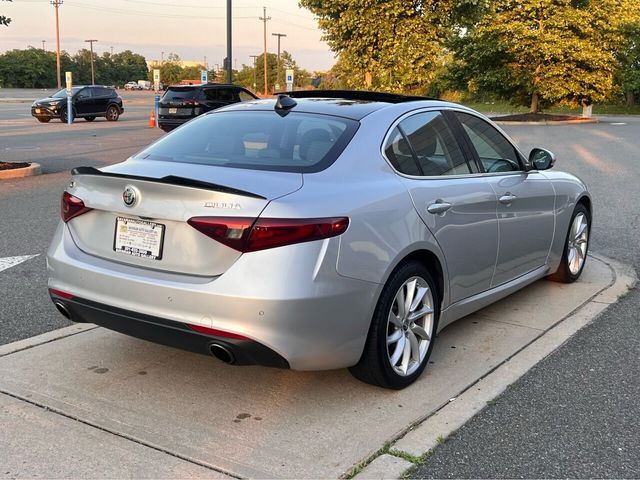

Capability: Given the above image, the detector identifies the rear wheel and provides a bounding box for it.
[36,117,50,123]
[85,116,96,122]
[349,261,439,389]
[106,106,120,121]
[549,203,590,283]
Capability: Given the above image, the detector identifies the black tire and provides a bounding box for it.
[85,116,96,122]
[60,108,74,123]
[36,117,51,123]
[106,105,120,121]
[549,203,591,283]
[349,261,440,389]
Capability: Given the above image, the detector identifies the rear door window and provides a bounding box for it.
[385,111,470,176]
[136,111,359,173]
[216,88,234,102]
[238,90,255,102]
[383,127,421,176]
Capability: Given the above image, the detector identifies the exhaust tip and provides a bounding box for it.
[209,343,235,364]
[54,302,71,320]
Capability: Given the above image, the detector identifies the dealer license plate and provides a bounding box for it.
[169,108,177,114]
[114,217,165,260]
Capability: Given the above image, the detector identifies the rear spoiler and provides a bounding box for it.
[70,166,266,200]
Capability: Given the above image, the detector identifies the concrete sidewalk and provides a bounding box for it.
[0,255,627,479]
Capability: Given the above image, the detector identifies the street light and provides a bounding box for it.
[84,39,98,85]
[50,0,63,89]
[272,33,286,92]
[250,54,259,91]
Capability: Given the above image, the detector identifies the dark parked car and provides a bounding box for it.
[31,85,124,123]
[158,83,258,132]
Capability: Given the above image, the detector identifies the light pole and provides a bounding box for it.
[50,0,63,89]
[250,54,259,91]
[259,7,271,95]
[226,0,232,84]
[85,39,98,85]
[271,32,286,92]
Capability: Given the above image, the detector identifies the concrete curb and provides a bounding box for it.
[351,254,636,480]
[0,162,42,180]
[0,324,97,358]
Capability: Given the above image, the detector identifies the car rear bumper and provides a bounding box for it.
[47,223,380,370]
[157,117,191,131]
[49,290,289,368]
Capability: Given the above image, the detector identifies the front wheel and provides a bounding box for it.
[60,109,74,123]
[549,203,590,283]
[106,106,120,121]
[349,261,439,389]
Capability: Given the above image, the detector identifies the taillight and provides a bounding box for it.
[61,191,92,223]
[188,216,349,253]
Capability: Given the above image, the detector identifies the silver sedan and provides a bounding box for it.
[47,91,591,389]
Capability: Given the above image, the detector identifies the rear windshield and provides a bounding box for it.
[162,87,199,102]
[135,111,359,173]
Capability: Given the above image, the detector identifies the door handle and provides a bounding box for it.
[498,193,517,205]
[427,201,453,214]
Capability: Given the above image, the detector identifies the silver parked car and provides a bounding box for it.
[48,91,591,389]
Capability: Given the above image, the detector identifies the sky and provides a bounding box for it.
[1,0,336,71]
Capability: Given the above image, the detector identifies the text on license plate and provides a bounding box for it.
[114,217,165,260]
[169,108,177,114]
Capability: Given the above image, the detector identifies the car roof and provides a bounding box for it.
[167,83,240,89]
[217,90,445,121]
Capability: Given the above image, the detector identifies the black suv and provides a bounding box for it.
[31,85,124,123]
[158,83,258,132]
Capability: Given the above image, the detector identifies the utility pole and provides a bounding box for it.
[226,0,232,84]
[42,40,46,51]
[110,46,114,55]
[204,55,207,70]
[250,54,259,91]
[271,33,286,92]
[85,39,98,85]
[51,0,63,89]
[161,51,164,64]
[259,6,271,96]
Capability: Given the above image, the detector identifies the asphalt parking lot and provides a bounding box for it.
[1,93,639,477]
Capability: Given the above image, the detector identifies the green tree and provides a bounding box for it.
[617,23,640,105]
[1,0,11,27]
[0,47,56,88]
[299,0,483,93]
[110,50,148,85]
[234,51,310,93]
[452,0,640,113]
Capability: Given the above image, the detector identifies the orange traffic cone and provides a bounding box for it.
[149,109,156,128]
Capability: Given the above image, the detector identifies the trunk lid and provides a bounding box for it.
[65,160,303,276]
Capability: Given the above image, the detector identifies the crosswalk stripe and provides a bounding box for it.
[0,255,39,273]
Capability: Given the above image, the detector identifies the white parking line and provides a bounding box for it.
[0,255,39,273]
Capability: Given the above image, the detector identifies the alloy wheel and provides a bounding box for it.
[386,276,434,377]
[567,212,589,275]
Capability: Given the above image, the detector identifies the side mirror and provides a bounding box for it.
[528,148,556,170]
